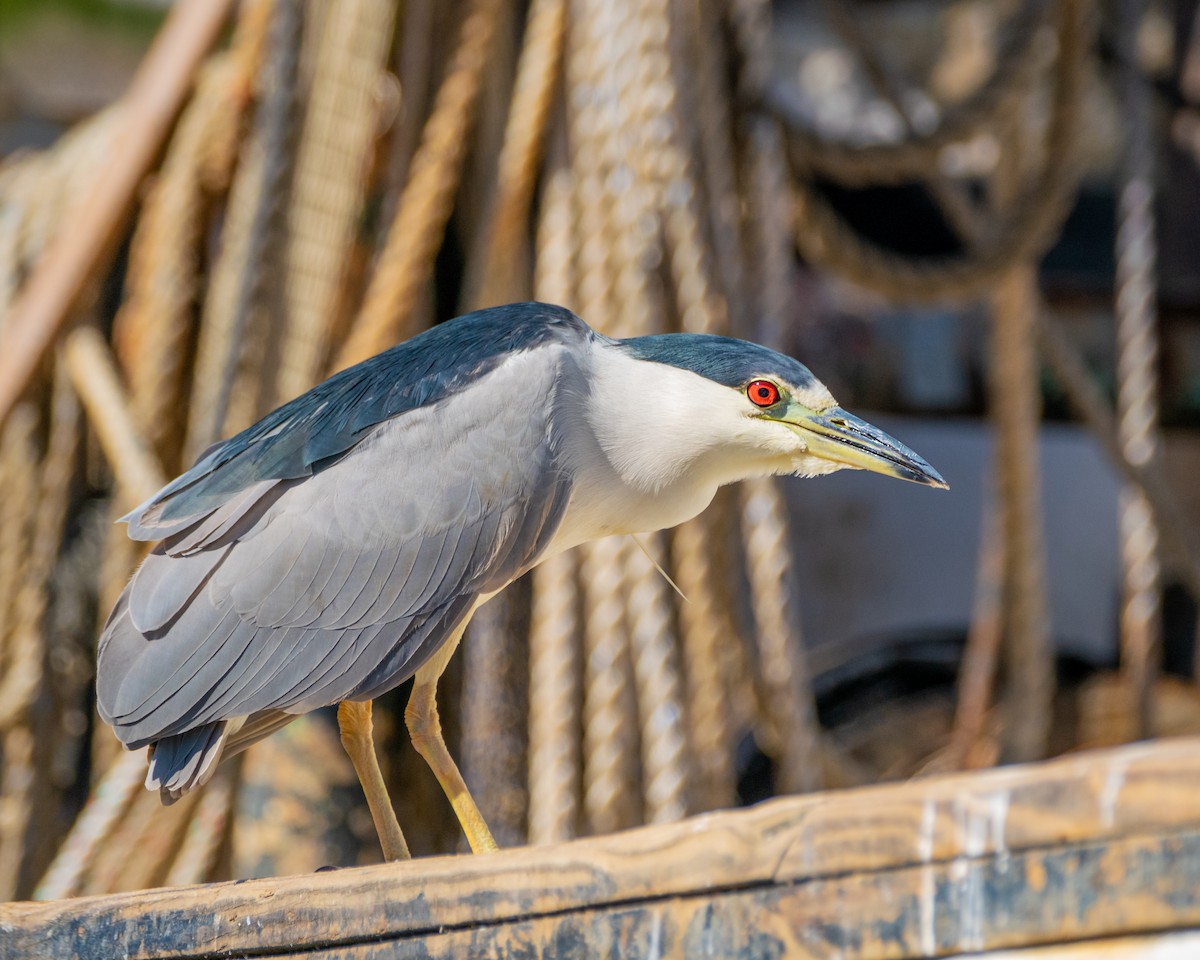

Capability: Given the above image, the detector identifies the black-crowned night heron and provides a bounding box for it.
[97,302,945,860]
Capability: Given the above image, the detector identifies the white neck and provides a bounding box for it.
[546,343,807,552]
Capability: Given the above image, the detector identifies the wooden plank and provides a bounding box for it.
[4,738,1200,958]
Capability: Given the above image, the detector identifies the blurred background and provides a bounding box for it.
[0,0,1197,901]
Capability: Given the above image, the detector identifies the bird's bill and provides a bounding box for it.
[778,403,948,488]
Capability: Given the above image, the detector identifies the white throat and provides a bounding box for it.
[546,344,804,553]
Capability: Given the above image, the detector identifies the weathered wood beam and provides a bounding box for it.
[4,738,1200,958]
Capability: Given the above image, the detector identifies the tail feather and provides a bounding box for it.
[145,720,230,804]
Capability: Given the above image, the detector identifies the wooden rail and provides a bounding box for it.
[4,737,1200,958]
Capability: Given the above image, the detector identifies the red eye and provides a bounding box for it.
[747,380,780,407]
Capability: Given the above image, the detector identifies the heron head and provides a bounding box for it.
[614,333,948,490]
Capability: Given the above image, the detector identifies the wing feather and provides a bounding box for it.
[97,341,576,759]
[129,545,230,634]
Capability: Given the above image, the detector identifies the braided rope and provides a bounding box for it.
[86,785,203,893]
[1036,309,1200,605]
[740,477,822,794]
[113,55,242,474]
[596,0,700,826]
[670,516,735,811]
[731,0,824,793]
[685,0,747,318]
[0,409,34,682]
[580,536,642,834]
[336,0,508,370]
[198,0,273,194]
[457,0,566,836]
[186,37,274,460]
[527,162,583,845]
[0,363,76,731]
[212,0,303,440]
[0,405,38,897]
[817,0,986,249]
[472,0,566,308]
[570,0,642,836]
[1115,0,1162,739]
[527,551,581,844]
[663,4,762,760]
[278,0,398,403]
[0,727,34,897]
[461,592,528,847]
[631,0,726,338]
[623,535,691,823]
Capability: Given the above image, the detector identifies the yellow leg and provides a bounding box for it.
[406,636,498,853]
[337,700,411,861]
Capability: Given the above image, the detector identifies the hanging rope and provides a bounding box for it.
[731,0,826,796]
[990,265,1054,762]
[1114,0,1162,739]
[336,0,509,369]
[278,0,399,403]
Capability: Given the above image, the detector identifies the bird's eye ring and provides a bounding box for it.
[747,380,780,407]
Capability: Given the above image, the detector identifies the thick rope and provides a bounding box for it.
[0,405,38,898]
[670,515,736,811]
[461,591,528,848]
[527,161,583,845]
[624,536,691,823]
[526,551,581,844]
[991,265,1053,762]
[730,0,825,795]
[185,4,284,460]
[209,0,303,443]
[667,22,756,779]
[817,0,986,249]
[278,0,398,402]
[944,499,1006,771]
[336,0,508,370]
[113,53,249,475]
[163,764,237,887]
[580,535,642,835]
[1115,0,1162,739]
[86,785,202,893]
[0,363,77,731]
[604,0,699,826]
[685,0,747,319]
[470,0,566,308]
[0,411,32,682]
[1036,309,1200,605]
[0,363,76,894]
[570,0,642,836]
[0,111,122,329]
[740,477,823,794]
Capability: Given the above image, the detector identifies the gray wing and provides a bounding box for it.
[97,346,574,750]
